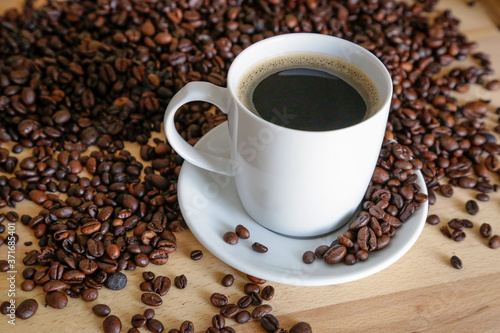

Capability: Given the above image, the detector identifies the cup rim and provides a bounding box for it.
[227,33,393,134]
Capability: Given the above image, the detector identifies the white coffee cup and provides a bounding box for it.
[164,33,392,237]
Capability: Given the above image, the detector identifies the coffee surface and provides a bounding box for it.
[237,52,379,131]
[252,67,367,131]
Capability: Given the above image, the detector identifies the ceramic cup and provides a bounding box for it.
[164,33,392,237]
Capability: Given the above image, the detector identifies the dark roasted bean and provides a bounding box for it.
[92,304,111,317]
[235,224,250,239]
[450,255,463,269]
[190,250,203,260]
[141,293,163,306]
[16,299,38,319]
[210,293,228,307]
[221,274,234,287]
[174,275,187,289]
[252,242,268,253]
[103,315,122,333]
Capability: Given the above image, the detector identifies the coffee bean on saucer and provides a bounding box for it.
[221,274,234,287]
[314,245,330,259]
[190,250,203,260]
[302,251,315,264]
[252,242,268,253]
[235,224,250,239]
[450,255,462,269]
[223,232,239,245]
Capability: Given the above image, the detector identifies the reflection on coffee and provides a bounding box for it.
[237,52,379,131]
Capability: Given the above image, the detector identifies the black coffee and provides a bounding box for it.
[253,68,366,131]
[237,53,379,131]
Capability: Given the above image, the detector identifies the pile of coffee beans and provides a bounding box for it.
[0,0,499,331]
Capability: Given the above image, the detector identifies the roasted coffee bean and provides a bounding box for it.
[141,293,162,306]
[235,225,250,239]
[147,319,165,333]
[448,219,465,231]
[302,251,315,264]
[450,255,463,269]
[252,242,268,253]
[232,309,250,324]
[190,250,203,260]
[324,245,347,264]
[16,299,38,319]
[1,301,12,315]
[140,281,153,292]
[0,260,10,272]
[174,275,187,289]
[221,274,234,287]
[210,293,228,307]
[261,285,275,301]
[426,214,440,225]
[103,315,122,333]
[476,193,490,202]
[452,230,466,242]
[45,291,68,309]
[21,280,36,292]
[180,320,194,333]
[143,271,155,282]
[290,322,313,333]
[223,232,238,245]
[131,314,147,328]
[237,295,251,309]
[212,314,225,329]
[82,288,99,302]
[153,276,171,296]
[465,200,479,215]
[314,245,330,259]
[260,314,280,332]
[244,283,260,295]
[247,275,266,284]
[220,304,239,318]
[92,304,111,317]
[251,304,272,318]
[104,272,127,290]
[480,223,492,238]
[144,308,155,320]
[42,280,68,293]
[489,235,500,249]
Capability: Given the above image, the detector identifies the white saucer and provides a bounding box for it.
[177,122,428,286]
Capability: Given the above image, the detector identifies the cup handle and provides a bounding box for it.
[164,81,235,176]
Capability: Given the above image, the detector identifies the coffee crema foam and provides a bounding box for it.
[237,52,380,119]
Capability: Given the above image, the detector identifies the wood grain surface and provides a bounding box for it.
[1,0,500,332]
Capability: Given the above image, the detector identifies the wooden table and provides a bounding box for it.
[1,0,500,332]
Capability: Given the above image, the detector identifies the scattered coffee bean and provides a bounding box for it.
[489,235,500,249]
[82,288,99,302]
[141,293,163,307]
[190,250,203,260]
[103,315,122,333]
[480,223,492,238]
[314,245,330,259]
[221,274,234,287]
[290,322,313,333]
[251,304,273,319]
[252,242,268,253]
[426,214,440,225]
[143,271,155,282]
[131,314,147,328]
[210,293,228,307]
[220,304,239,318]
[235,225,250,239]
[465,200,479,215]
[244,283,260,295]
[260,314,280,332]
[92,304,111,317]
[180,320,194,333]
[450,255,463,269]
[247,275,266,284]
[21,280,35,292]
[147,319,165,333]
[212,314,225,329]
[144,308,155,320]
[15,299,38,319]
[235,310,250,324]
[0,260,10,272]
[261,285,275,301]
[476,193,490,202]
[223,232,238,245]
[1,301,11,315]
[237,295,251,309]
[45,291,68,309]
[174,275,187,289]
